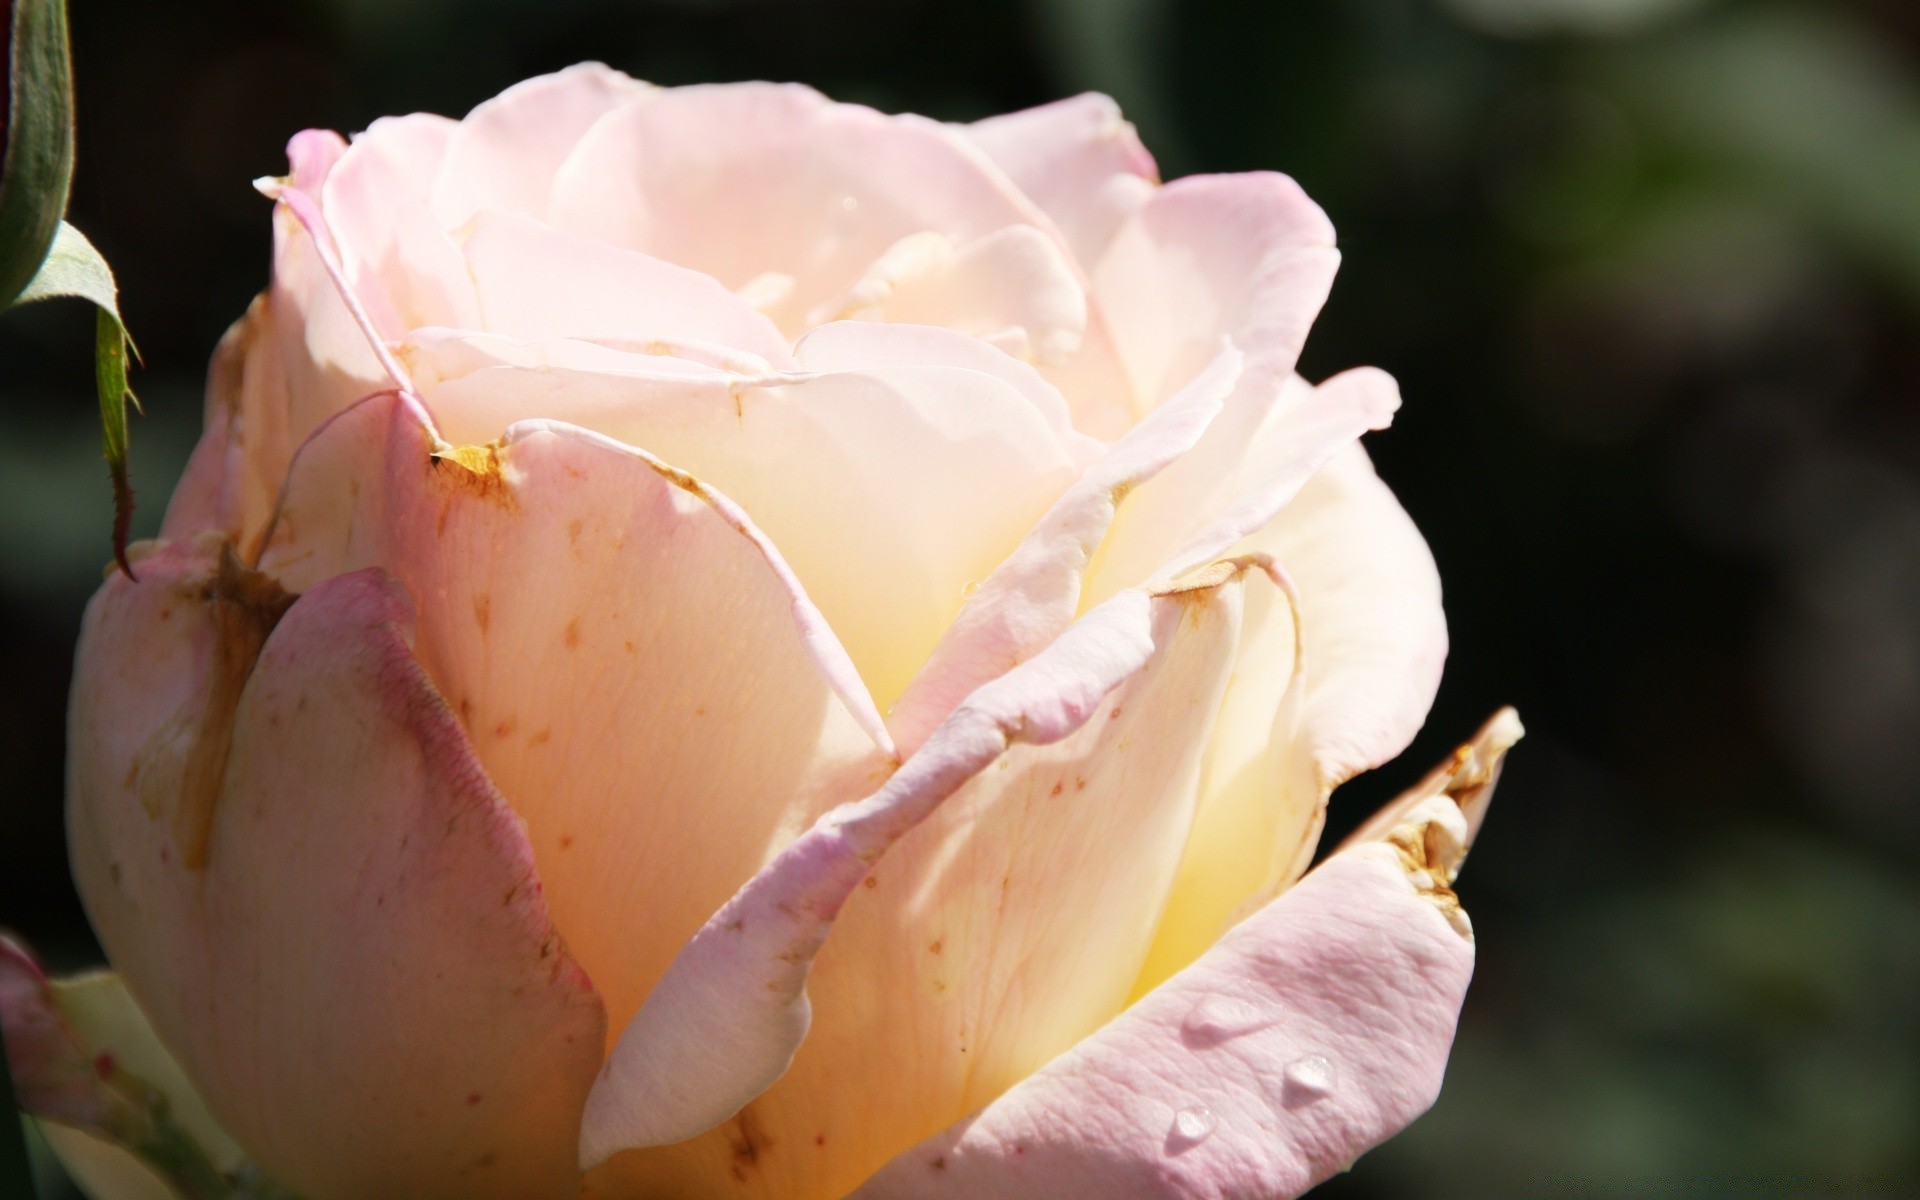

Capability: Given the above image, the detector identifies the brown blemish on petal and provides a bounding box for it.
[134,542,296,869]
[726,1105,771,1181]
[1346,708,1525,941]
[529,727,552,747]
[564,619,582,649]
[428,441,514,507]
[473,593,491,633]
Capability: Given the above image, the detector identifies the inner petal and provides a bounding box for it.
[408,334,1084,712]
[547,82,1048,337]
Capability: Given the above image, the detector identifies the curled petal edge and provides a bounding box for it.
[847,708,1523,1200]
[577,558,1277,1167]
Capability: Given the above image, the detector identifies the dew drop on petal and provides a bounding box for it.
[1169,1104,1217,1146]
[1283,1054,1335,1104]
[1181,995,1272,1044]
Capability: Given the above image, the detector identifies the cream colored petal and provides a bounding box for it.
[828,225,1087,367]
[887,345,1242,753]
[255,395,892,1055]
[584,565,1262,1200]
[403,337,1082,712]
[1135,440,1449,991]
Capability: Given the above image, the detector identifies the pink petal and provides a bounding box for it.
[581,562,1263,1189]
[966,92,1159,269]
[322,113,482,336]
[431,62,653,229]
[159,299,290,549]
[258,147,396,452]
[67,539,608,1199]
[458,213,794,366]
[547,82,1051,337]
[1094,172,1338,406]
[850,711,1523,1200]
[253,395,895,1066]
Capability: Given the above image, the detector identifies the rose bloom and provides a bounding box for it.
[1,66,1521,1200]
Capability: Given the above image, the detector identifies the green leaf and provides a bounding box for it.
[12,220,142,577]
[0,0,76,309]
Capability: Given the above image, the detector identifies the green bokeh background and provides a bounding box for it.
[5,0,1918,1196]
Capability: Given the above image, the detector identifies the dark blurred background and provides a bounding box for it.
[5,0,1919,1195]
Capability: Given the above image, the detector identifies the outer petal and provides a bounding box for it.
[850,711,1523,1200]
[255,396,892,1052]
[158,297,285,549]
[548,82,1051,336]
[431,62,653,228]
[67,538,608,1200]
[965,92,1159,270]
[582,564,1262,1200]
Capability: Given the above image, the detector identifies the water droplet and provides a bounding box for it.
[1169,1104,1216,1146]
[1283,1054,1335,1105]
[1181,995,1272,1045]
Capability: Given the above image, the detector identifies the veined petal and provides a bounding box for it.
[965,92,1159,270]
[548,82,1050,337]
[255,396,893,1059]
[581,562,1261,1200]
[67,539,608,1200]
[849,712,1522,1200]
[432,62,653,229]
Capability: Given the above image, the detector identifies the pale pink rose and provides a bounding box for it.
[3,66,1521,1200]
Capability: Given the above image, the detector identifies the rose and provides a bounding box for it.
[1,66,1520,1200]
